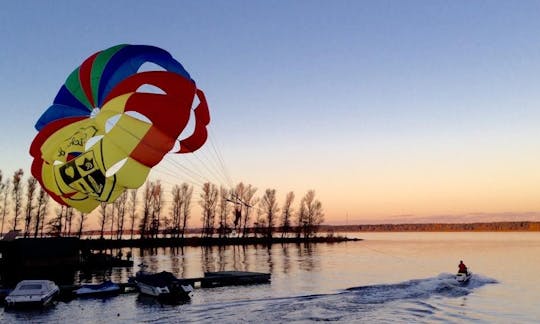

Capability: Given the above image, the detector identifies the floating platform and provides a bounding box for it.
[191,271,271,288]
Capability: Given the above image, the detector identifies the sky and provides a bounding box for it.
[1,1,540,227]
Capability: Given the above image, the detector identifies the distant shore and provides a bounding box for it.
[321,221,540,232]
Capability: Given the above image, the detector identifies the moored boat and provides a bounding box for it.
[75,280,121,297]
[132,265,193,301]
[4,280,59,308]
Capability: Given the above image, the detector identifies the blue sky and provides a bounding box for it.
[1,1,540,224]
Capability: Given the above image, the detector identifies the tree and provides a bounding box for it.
[150,181,164,238]
[261,189,279,239]
[180,183,193,239]
[98,202,109,239]
[11,169,24,231]
[140,182,152,239]
[23,177,37,237]
[298,190,324,239]
[128,189,138,239]
[48,206,64,237]
[0,177,9,236]
[0,170,6,236]
[200,182,218,238]
[280,191,294,238]
[77,211,87,238]
[64,207,74,236]
[217,186,231,238]
[115,191,128,239]
[34,186,49,238]
[171,184,184,238]
[240,184,258,238]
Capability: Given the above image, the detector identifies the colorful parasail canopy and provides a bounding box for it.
[30,44,210,213]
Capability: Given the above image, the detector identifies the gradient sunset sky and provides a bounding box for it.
[1,1,539,226]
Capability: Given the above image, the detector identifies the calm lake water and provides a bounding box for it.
[1,232,539,323]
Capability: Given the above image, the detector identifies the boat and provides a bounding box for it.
[4,280,59,308]
[455,270,472,284]
[74,280,121,297]
[132,264,193,301]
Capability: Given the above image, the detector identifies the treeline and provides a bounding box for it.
[326,222,540,232]
[0,169,325,240]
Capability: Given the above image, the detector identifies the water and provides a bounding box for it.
[2,232,539,323]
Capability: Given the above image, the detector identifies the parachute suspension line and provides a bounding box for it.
[169,127,234,190]
[151,161,207,189]
[100,117,231,192]
[207,128,234,188]
[158,156,212,188]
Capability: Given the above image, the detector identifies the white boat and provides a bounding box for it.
[456,270,472,283]
[132,265,193,301]
[4,280,59,308]
[75,280,121,297]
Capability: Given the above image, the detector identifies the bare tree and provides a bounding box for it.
[23,177,37,237]
[0,176,9,236]
[280,191,295,238]
[140,182,152,239]
[231,183,245,235]
[34,186,49,238]
[11,169,24,231]
[261,189,279,239]
[115,191,128,239]
[150,181,164,238]
[298,190,324,239]
[65,207,74,236]
[109,200,116,239]
[217,186,231,238]
[180,183,193,239]
[48,206,64,237]
[98,202,109,239]
[0,177,9,236]
[171,184,183,238]
[77,211,87,238]
[200,182,218,238]
[0,170,5,236]
[241,184,258,238]
[128,189,138,239]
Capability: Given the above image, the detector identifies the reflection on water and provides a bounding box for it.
[58,243,325,287]
[1,233,540,323]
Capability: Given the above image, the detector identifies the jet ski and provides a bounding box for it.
[455,270,472,283]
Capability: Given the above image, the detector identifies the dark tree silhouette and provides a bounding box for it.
[180,183,193,239]
[11,169,24,231]
[0,176,9,236]
[34,186,49,238]
[298,190,324,238]
[261,188,279,239]
[23,177,37,237]
[200,182,218,238]
[128,189,138,239]
[140,182,152,238]
[98,202,108,239]
[115,191,128,239]
[217,186,231,238]
[280,191,295,238]
[77,210,86,238]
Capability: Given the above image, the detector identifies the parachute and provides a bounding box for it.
[30,44,210,213]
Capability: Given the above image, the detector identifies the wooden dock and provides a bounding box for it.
[182,271,271,288]
[60,271,271,294]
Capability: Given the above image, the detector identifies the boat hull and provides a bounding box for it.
[5,290,58,308]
